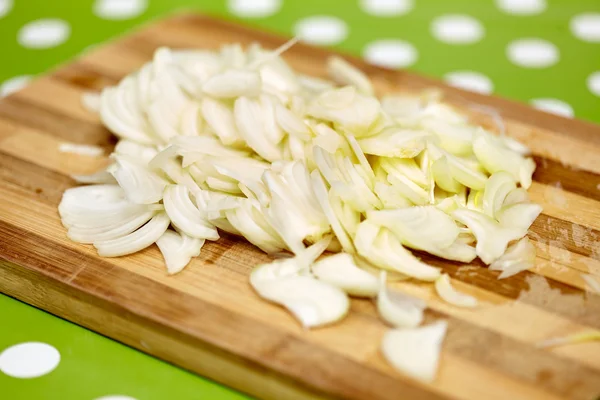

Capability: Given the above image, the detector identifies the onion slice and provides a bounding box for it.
[537,331,600,349]
[377,271,425,327]
[163,185,219,240]
[156,230,204,274]
[490,237,536,279]
[434,273,478,308]
[312,253,379,297]
[202,69,261,98]
[250,256,350,328]
[453,208,527,265]
[482,171,516,218]
[355,221,441,281]
[381,320,448,382]
[368,206,459,252]
[94,212,170,257]
[327,56,373,96]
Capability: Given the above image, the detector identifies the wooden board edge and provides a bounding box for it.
[0,259,336,400]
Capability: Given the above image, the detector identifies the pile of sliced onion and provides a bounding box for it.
[60,42,543,382]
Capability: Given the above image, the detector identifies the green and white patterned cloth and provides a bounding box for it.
[1,1,599,399]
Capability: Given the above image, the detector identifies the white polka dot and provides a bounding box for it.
[570,13,600,43]
[93,0,147,20]
[0,0,13,18]
[359,0,413,17]
[228,0,281,18]
[445,71,494,94]
[588,71,600,97]
[294,16,348,46]
[506,38,559,68]
[0,75,32,97]
[363,40,418,69]
[18,19,70,49]
[0,342,60,378]
[93,396,138,400]
[495,0,546,15]
[531,98,574,118]
[431,14,484,45]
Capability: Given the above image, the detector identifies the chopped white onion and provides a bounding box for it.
[327,56,373,96]
[312,253,379,297]
[377,271,426,328]
[250,254,350,328]
[381,321,448,382]
[59,143,104,157]
[59,43,543,365]
[434,273,478,308]
[94,212,170,257]
[156,230,204,274]
[490,237,536,279]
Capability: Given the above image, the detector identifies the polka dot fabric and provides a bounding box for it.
[1,0,599,399]
[0,295,249,400]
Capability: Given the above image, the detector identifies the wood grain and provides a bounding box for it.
[1,13,599,400]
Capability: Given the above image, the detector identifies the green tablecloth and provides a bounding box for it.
[1,1,599,399]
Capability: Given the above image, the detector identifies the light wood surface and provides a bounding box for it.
[1,13,599,400]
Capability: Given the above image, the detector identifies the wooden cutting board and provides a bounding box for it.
[1,13,599,400]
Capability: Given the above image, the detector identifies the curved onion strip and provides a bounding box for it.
[310,170,355,253]
[496,202,543,232]
[453,209,525,265]
[367,206,459,251]
[250,275,350,328]
[94,212,170,257]
[156,230,204,274]
[201,97,244,146]
[358,127,428,158]
[434,274,478,308]
[225,200,285,254]
[327,56,373,96]
[431,156,463,193]
[61,202,153,228]
[377,271,425,327]
[482,171,516,218]
[275,101,311,140]
[380,157,429,189]
[260,94,286,145]
[537,331,600,349]
[99,87,154,144]
[71,168,117,184]
[422,120,474,156]
[110,155,168,204]
[307,86,380,134]
[179,101,202,136]
[446,153,487,190]
[429,240,477,263]
[163,185,219,240]
[312,253,379,297]
[374,182,413,209]
[503,187,530,207]
[68,210,156,244]
[234,96,283,161]
[381,321,448,382]
[490,237,536,279]
[202,69,261,98]
[473,131,535,189]
[387,174,429,205]
[354,222,441,281]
